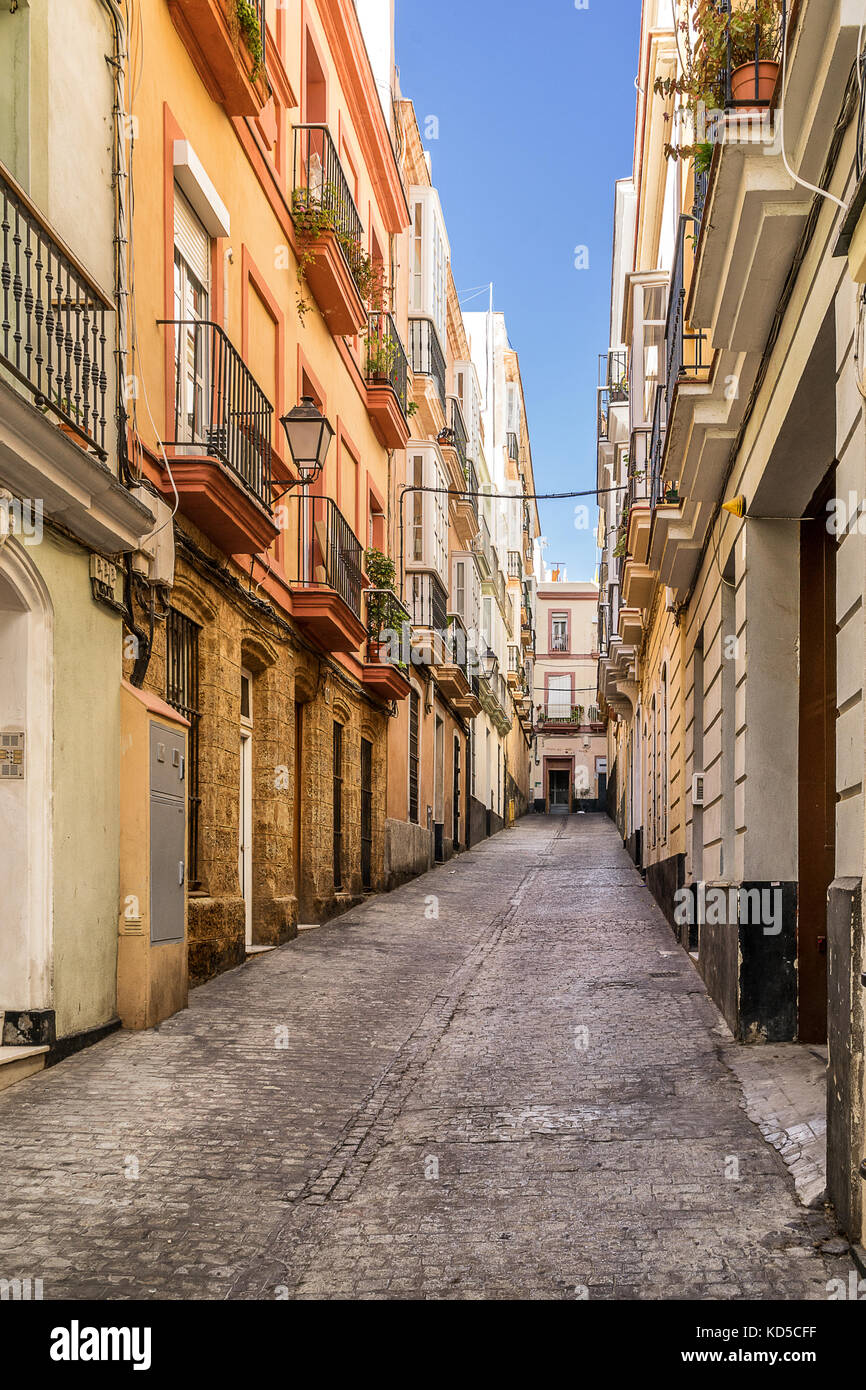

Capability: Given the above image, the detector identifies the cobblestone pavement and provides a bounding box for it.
[0,814,850,1300]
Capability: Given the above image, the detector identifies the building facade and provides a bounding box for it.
[533,578,606,813]
[598,0,866,1244]
[0,0,541,1088]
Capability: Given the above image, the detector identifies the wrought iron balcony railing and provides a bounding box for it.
[289,493,364,620]
[160,318,273,505]
[665,215,708,417]
[649,384,667,510]
[464,455,479,518]
[599,349,629,402]
[408,568,448,633]
[0,164,112,457]
[448,396,468,473]
[445,612,471,683]
[409,316,446,408]
[292,124,366,296]
[365,312,409,419]
[506,431,519,462]
[717,0,785,109]
[365,586,411,663]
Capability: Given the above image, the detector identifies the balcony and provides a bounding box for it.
[286,494,366,653]
[365,313,410,449]
[407,569,448,667]
[507,550,522,579]
[158,318,278,555]
[0,169,111,459]
[292,125,368,336]
[409,317,446,433]
[363,587,412,701]
[506,431,519,463]
[167,0,268,117]
[541,703,603,729]
[597,349,629,442]
[436,613,475,704]
[438,396,469,491]
[454,454,479,548]
[625,427,653,564]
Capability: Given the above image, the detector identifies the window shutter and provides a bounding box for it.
[174,188,211,288]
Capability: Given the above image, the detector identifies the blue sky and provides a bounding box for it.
[395,0,642,581]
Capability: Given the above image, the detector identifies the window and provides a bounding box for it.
[407,449,448,580]
[173,190,211,446]
[408,187,448,344]
[551,612,569,653]
[548,674,571,719]
[166,608,202,889]
[333,721,343,889]
[408,691,420,824]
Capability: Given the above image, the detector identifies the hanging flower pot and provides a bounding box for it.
[730,59,779,106]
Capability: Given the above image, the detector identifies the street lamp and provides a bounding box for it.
[480,645,498,681]
[278,396,334,491]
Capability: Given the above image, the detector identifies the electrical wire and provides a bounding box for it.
[777,7,850,214]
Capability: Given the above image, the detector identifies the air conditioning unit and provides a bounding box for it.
[129,484,175,587]
[692,772,705,806]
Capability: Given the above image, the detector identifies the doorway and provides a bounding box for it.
[798,469,836,1043]
[452,735,461,851]
[293,700,303,911]
[548,769,570,814]
[239,669,253,948]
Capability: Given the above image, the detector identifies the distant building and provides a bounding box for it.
[532,580,606,812]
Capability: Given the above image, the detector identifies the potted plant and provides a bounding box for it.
[664,481,681,505]
[654,0,783,164]
[365,548,398,660]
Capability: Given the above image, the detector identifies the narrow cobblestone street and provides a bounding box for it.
[0,815,849,1300]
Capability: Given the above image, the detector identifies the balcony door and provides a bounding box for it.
[548,674,571,720]
[173,189,211,451]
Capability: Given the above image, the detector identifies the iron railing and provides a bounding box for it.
[365,312,409,419]
[719,0,785,109]
[445,612,471,683]
[289,493,364,620]
[0,164,112,456]
[693,166,710,225]
[365,586,411,663]
[665,215,707,416]
[408,568,448,632]
[599,349,629,402]
[448,396,468,474]
[464,456,479,519]
[649,384,667,509]
[628,427,652,509]
[507,431,519,462]
[292,124,366,297]
[409,316,446,407]
[160,319,273,506]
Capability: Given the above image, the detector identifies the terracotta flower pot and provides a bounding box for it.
[730,60,779,106]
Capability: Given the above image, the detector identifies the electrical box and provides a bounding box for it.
[692,772,706,807]
[118,681,189,1029]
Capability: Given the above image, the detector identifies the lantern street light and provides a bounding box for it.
[480,645,498,681]
[277,396,335,493]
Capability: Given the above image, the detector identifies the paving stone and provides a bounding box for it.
[0,813,851,1300]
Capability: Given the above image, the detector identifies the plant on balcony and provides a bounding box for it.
[364,327,398,381]
[654,0,783,165]
[663,482,681,504]
[364,549,400,652]
[291,185,377,318]
[231,0,264,81]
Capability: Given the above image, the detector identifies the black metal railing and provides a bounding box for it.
[599,349,629,402]
[365,312,409,419]
[507,431,519,462]
[290,493,364,620]
[464,456,479,518]
[0,164,112,456]
[693,166,709,225]
[409,316,446,408]
[242,0,267,75]
[449,397,468,473]
[445,613,471,683]
[719,0,785,109]
[408,569,448,633]
[649,384,667,509]
[664,216,708,415]
[160,319,273,506]
[597,386,611,441]
[365,586,411,663]
[292,124,366,296]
